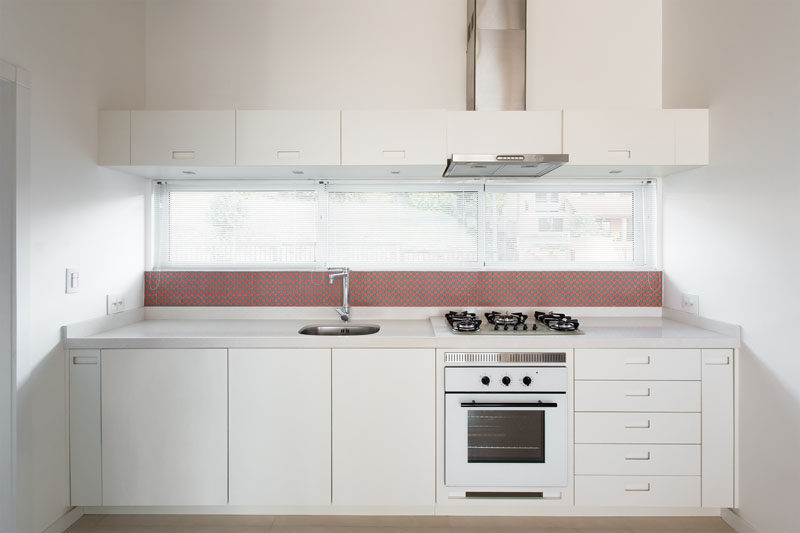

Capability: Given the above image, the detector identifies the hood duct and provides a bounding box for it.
[467,0,527,111]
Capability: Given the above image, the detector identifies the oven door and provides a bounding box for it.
[445,392,568,487]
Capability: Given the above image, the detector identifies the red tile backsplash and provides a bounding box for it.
[144,271,662,307]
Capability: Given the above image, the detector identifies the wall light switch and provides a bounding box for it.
[65,269,80,294]
[681,293,699,315]
[106,294,125,315]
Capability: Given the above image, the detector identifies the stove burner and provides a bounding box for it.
[445,311,482,332]
[534,311,580,332]
[484,311,531,331]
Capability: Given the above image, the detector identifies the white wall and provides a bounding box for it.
[0,2,147,532]
[144,0,467,110]
[662,2,800,532]
[526,0,662,109]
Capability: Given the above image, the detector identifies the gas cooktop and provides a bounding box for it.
[444,310,583,335]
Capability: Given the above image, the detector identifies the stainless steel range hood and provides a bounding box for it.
[444,154,568,178]
[447,0,568,178]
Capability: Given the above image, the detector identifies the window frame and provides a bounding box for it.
[150,178,659,272]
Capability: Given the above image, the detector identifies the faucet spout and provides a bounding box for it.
[327,267,350,322]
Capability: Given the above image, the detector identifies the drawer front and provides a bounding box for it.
[575,413,701,444]
[575,444,700,476]
[236,110,341,166]
[341,110,446,165]
[131,110,236,166]
[575,349,701,380]
[575,475,701,507]
[574,381,701,412]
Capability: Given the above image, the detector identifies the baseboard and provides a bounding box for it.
[722,508,757,533]
[43,507,83,533]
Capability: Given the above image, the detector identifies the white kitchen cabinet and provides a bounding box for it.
[446,111,563,155]
[236,110,340,166]
[341,110,446,167]
[229,348,331,506]
[98,110,130,165]
[575,412,702,444]
[332,348,435,506]
[68,350,102,506]
[575,475,701,507]
[101,348,227,506]
[575,444,701,476]
[130,110,235,166]
[575,349,701,381]
[574,380,701,413]
[701,349,735,508]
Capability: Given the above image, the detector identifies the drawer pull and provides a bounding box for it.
[608,149,632,160]
[704,356,730,365]
[171,150,196,160]
[72,356,98,365]
[625,388,651,397]
[625,355,651,365]
[277,150,300,160]
[624,452,651,461]
[624,483,651,492]
[382,150,406,160]
[625,419,651,429]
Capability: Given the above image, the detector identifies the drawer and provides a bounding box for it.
[575,412,701,444]
[575,444,700,476]
[575,349,700,380]
[575,475,701,507]
[574,381,701,412]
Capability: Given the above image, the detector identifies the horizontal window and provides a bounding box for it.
[152,180,657,270]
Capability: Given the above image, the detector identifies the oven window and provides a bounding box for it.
[467,410,545,463]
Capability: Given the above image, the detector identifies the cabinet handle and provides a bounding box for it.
[72,356,98,365]
[608,149,632,160]
[277,150,300,160]
[171,150,196,160]
[625,483,651,492]
[624,451,651,461]
[382,150,406,160]
[704,356,730,365]
[625,419,651,429]
[625,355,651,365]
[625,388,651,397]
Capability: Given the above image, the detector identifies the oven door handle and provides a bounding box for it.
[460,402,559,408]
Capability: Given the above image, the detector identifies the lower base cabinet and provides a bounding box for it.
[332,348,435,506]
[229,348,332,505]
[101,348,228,506]
[575,476,701,507]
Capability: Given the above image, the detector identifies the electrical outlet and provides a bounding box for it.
[106,294,125,315]
[681,293,699,315]
[65,269,80,294]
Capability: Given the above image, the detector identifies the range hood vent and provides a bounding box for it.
[444,154,568,178]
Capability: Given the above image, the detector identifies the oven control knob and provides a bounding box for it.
[501,376,511,386]
[523,376,532,386]
[481,376,491,386]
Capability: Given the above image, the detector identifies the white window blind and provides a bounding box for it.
[152,180,657,270]
[154,184,319,268]
[326,187,480,266]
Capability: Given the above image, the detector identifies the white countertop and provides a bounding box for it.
[63,310,740,350]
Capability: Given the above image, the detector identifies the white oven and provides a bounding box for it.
[444,361,568,490]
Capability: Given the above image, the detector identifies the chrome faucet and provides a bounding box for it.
[328,267,350,321]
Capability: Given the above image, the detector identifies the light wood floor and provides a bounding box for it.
[65,514,736,533]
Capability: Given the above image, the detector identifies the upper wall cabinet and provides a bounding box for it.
[236,110,340,166]
[446,111,563,155]
[339,110,446,176]
[130,110,235,166]
[550,109,709,177]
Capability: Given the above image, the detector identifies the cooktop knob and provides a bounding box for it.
[502,376,511,386]
[523,376,532,386]
[481,376,491,386]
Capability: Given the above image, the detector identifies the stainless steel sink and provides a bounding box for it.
[298,324,380,336]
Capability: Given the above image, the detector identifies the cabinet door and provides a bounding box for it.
[447,110,562,155]
[229,348,331,505]
[341,110,446,165]
[131,110,235,165]
[701,349,735,507]
[101,348,227,505]
[332,348,435,506]
[563,109,675,165]
[236,110,340,166]
[69,350,102,506]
